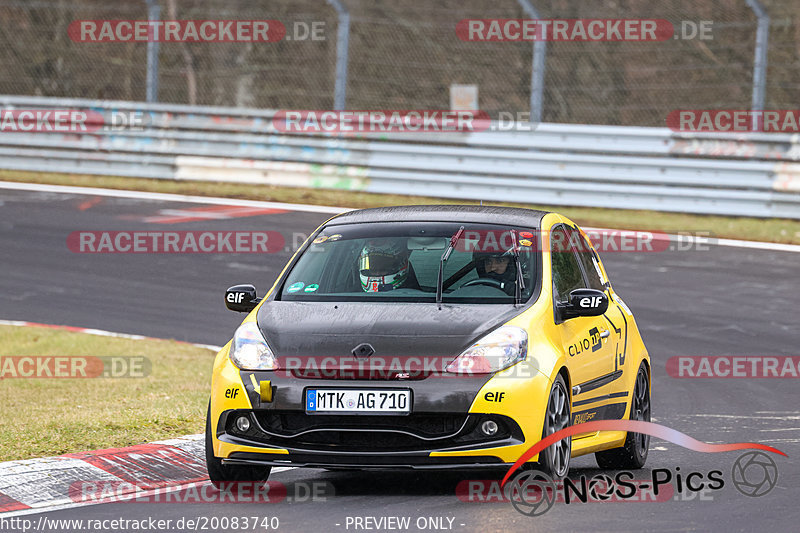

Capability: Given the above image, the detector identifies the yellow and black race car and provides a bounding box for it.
[206,205,651,485]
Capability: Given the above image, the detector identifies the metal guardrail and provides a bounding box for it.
[0,95,799,219]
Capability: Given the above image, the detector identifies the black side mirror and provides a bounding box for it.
[225,284,261,313]
[558,288,608,320]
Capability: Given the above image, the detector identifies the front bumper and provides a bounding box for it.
[217,408,525,468]
[210,351,552,467]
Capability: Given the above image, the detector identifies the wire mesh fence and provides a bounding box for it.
[0,0,797,126]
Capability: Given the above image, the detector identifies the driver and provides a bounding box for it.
[472,250,517,295]
[359,239,420,292]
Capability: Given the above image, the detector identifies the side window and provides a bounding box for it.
[569,228,606,291]
[550,226,586,303]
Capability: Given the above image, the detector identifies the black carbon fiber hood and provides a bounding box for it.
[256,301,524,358]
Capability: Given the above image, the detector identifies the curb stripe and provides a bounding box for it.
[64,444,208,488]
[0,437,205,516]
[0,458,125,509]
[0,492,30,513]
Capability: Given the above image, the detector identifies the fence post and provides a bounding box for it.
[326,0,350,110]
[145,0,161,103]
[745,0,769,128]
[516,0,545,123]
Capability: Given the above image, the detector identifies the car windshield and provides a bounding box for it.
[278,221,539,303]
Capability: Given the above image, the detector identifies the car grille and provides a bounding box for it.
[224,410,522,453]
[254,411,468,439]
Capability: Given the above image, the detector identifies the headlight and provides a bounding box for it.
[446,326,528,374]
[229,322,278,370]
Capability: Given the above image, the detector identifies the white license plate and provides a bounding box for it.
[305,389,411,414]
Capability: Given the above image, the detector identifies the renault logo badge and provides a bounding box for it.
[352,343,375,359]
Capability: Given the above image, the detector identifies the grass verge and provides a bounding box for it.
[0,325,215,462]
[2,170,799,245]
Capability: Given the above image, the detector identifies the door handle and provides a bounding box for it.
[600,330,610,339]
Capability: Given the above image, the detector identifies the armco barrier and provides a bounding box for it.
[0,95,799,218]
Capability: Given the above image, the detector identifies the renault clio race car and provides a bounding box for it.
[206,205,651,484]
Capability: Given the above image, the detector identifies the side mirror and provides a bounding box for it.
[225,284,261,313]
[558,288,608,320]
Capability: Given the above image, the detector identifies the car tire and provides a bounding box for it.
[538,374,571,479]
[595,362,650,469]
[205,402,271,488]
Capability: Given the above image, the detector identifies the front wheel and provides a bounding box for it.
[538,374,571,479]
[595,362,650,469]
[205,402,271,488]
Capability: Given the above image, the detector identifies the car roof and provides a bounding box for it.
[326,205,549,228]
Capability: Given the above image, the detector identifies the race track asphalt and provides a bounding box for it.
[1,186,797,532]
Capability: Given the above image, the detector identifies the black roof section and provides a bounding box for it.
[327,205,549,227]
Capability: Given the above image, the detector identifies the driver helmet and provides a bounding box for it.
[359,239,410,292]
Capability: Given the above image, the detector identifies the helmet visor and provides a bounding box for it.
[359,252,406,276]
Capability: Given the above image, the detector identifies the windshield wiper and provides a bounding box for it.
[436,226,464,309]
[510,229,525,306]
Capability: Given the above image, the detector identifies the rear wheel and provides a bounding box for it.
[595,363,650,469]
[205,402,271,488]
[538,374,571,479]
